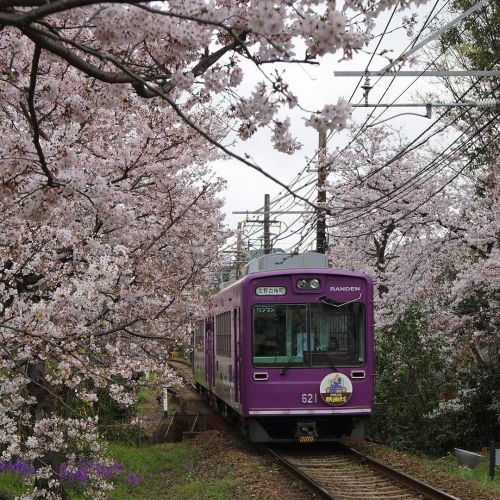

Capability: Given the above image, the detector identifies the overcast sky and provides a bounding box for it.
[211,1,449,251]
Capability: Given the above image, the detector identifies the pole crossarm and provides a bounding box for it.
[334,70,500,77]
[232,211,315,215]
[351,101,499,108]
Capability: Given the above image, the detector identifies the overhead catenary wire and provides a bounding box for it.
[238,1,417,252]
[259,0,449,213]
[223,0,491,256]
[330,80,500,218]
[327,109,500,230]
[291,83,498,248]
[266,1,456,250]
[327,127,500,240]
[242,0,409,219]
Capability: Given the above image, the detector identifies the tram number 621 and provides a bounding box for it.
[301,393,318,404]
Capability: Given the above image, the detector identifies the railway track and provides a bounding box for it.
[266,443,460,500]
[168,362,460,500]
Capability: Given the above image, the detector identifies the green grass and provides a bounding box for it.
[109,441,191,475]
[107,442,235,500]
[106,441,190,499]
[423,453,500,491]
[0,471,26,498]
[136,386,156,412]
[0,442,236,500]
[166,476,236,499]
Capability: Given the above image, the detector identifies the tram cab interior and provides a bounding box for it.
[252,301,365,369]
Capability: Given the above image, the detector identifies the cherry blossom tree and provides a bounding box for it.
[325,125,461,303]
[0,0,431,192]
[427,0,499,364]
[0,39,229,497]
[326,123,498,349]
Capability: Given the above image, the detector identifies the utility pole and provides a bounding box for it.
[264,194,271,254]
[316,130,327,254]
[235,221,243,278]
[233,194,279,257]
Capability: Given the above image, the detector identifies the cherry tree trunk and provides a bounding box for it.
[27,360,68,499]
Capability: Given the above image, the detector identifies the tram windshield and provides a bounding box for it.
[252,302,365,367]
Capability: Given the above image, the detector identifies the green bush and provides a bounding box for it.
[425,354,499,452]
[370,303,448,453]
[370,303,500,455]
[101,424,150,445]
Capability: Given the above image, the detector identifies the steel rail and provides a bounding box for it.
[267,443,460,500]
[264,445,334,500]
[167,362,459,499]
[347,445,460,500]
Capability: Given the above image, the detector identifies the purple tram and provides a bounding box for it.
[192,253,374,442]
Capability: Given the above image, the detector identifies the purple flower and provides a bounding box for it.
[124,472,142,487]
[108,462,125,475]
[60,463,89,484]
[0,458,33,477]
[13,458,32,476]
[74,469,89,483]
[93,461,124,478]
[94,464,113,478]
[4,457,141,489]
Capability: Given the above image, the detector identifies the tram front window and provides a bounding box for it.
[253,304,307,367]
[308,302,365,367]
[252,302,365,367]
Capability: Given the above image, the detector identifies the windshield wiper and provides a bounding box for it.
[319,294,362,308]
[280,333,308,376]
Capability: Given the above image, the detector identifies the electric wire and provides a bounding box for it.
[327,111,500,231]
[327,127,500,239]
[222,0,487,256]
[330,80,500,218]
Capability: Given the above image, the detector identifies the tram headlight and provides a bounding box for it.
[310,279,320,289]
[297,279,307,289]
[296,278,321,290]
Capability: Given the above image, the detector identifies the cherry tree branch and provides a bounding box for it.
[137,184,210,254]
[22,25,145,84]
[0,0,145,24]
[27,44,55,186]
[8,7,321,204]
[21,21,245,95]
[112,58,320,208]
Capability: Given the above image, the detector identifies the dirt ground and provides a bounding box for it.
[188,429,315,499]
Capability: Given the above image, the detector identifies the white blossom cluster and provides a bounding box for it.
[305,99,352,133]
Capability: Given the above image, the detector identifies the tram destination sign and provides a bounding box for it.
[255,286,286,296]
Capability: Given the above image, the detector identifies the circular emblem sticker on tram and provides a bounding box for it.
[319,372,353,406]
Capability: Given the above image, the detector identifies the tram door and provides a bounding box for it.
[205,318,215,389]
[233,308,241,404]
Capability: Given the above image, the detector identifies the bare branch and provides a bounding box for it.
[0,0,144,25]
[27,44,55,186]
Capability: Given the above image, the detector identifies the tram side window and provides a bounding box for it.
[216,311,231,357]
[194,320,204,350]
